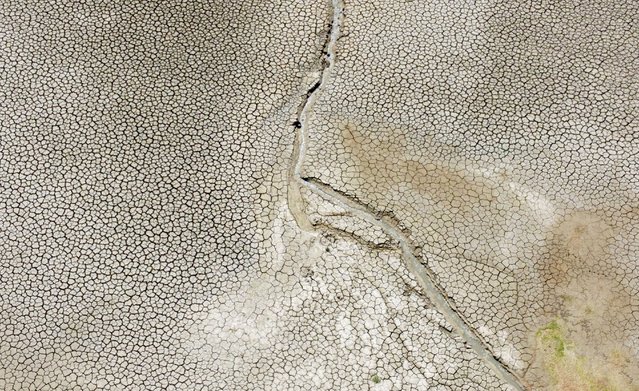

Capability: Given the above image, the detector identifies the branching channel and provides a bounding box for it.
[287,1,526,389]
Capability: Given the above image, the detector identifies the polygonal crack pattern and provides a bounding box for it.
[1,0,637,390]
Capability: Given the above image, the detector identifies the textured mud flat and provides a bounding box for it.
[0,0,637,390]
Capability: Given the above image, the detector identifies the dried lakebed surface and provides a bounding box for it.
[1,0,638,390]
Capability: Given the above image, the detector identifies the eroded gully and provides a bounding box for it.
[287,1,526,389]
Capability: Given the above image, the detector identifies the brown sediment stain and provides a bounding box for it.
[556,211,614,263]
[538,210,620,291]
[339,120,495,214]
[539,211,615,288]
[339,119,639,388]
[533,210,639,390]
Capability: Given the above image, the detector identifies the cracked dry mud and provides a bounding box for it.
[0,1,637,390]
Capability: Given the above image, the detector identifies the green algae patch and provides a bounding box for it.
[371,374,381,384]
[536,319,569,359]
[535,318,636,391]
